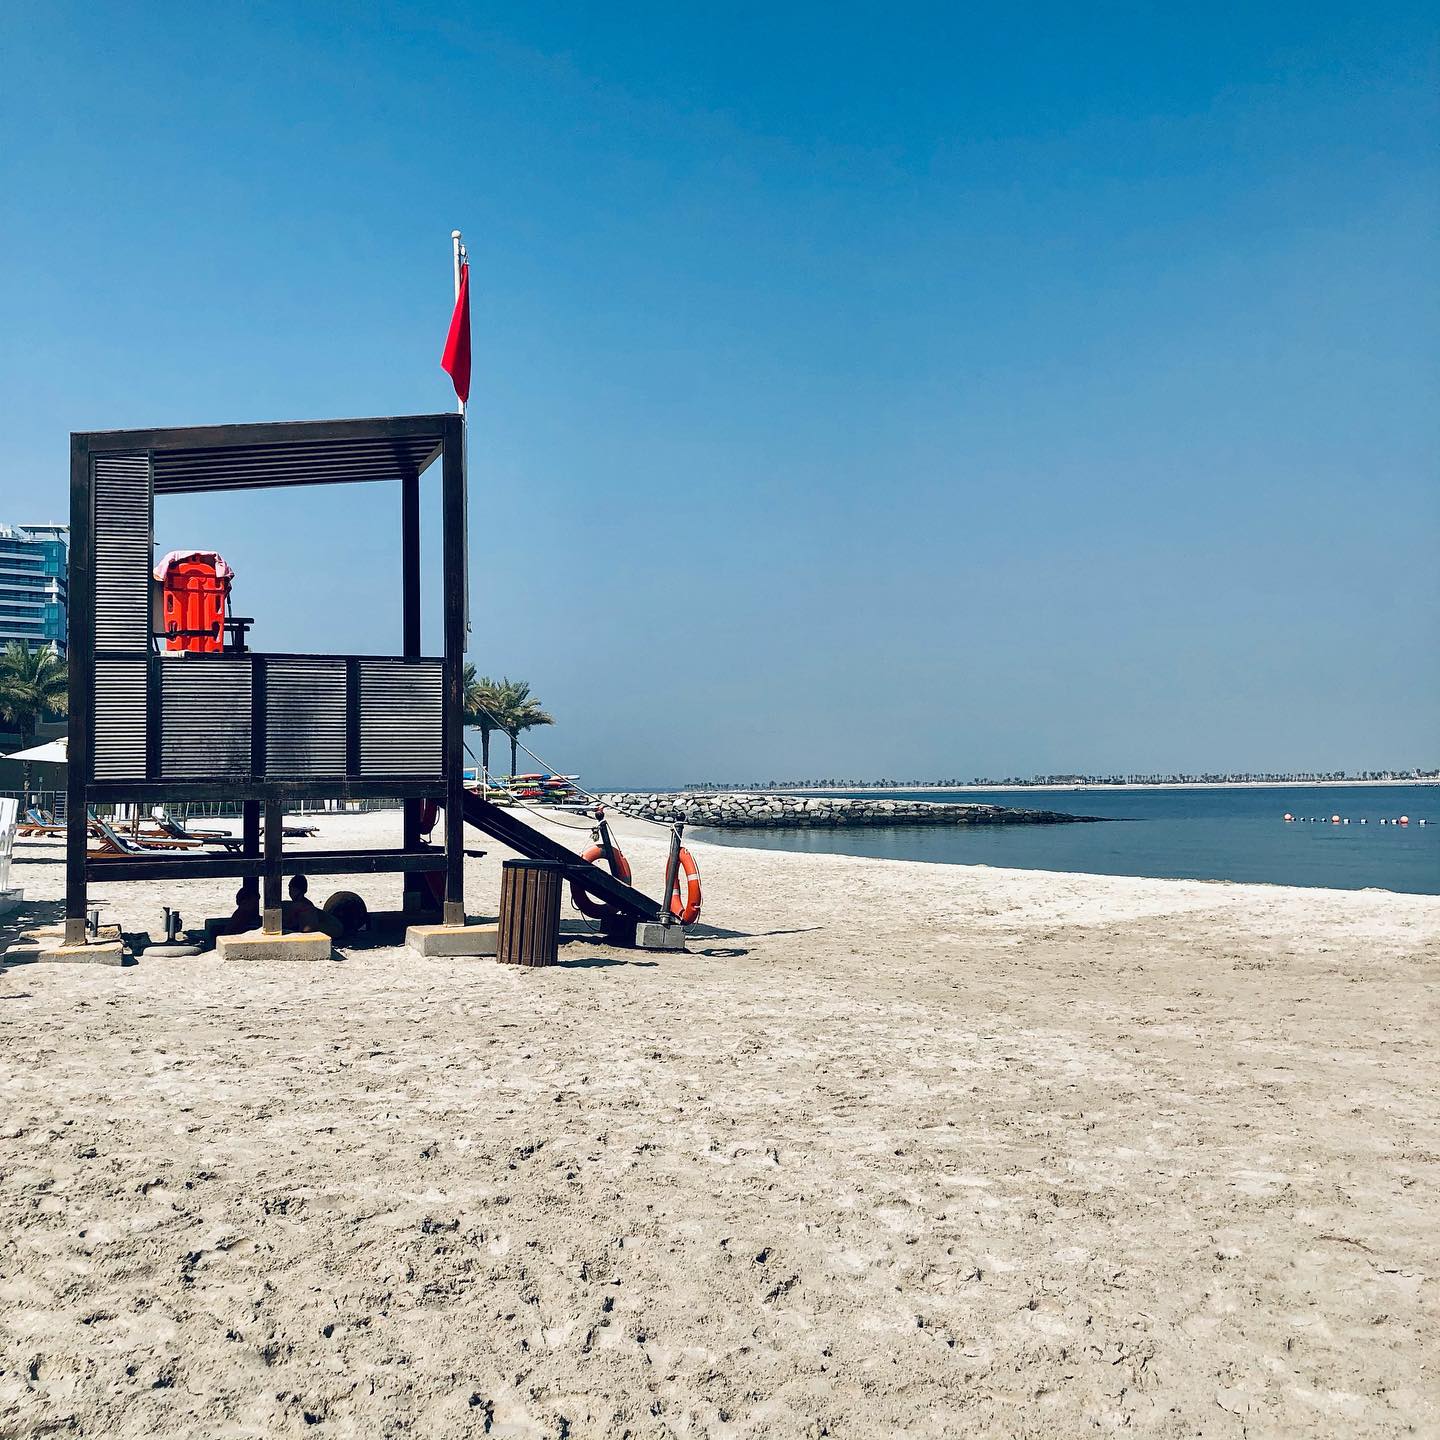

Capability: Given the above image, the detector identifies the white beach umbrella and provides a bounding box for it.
[4,737,67,765]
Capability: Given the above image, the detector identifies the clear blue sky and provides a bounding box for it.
[1,2,1435,785]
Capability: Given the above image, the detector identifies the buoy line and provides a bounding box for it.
[1283,813,1423,826]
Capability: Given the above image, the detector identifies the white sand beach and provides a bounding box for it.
[2,809,1437,1437]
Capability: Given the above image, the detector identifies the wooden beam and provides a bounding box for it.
[85,848,449,882]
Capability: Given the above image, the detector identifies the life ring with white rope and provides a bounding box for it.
[570,842,633,922]
[668,847,702,925]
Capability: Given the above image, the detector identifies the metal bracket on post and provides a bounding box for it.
[593,806,618,873]
[660,821,684,929]
[633,819,688,952]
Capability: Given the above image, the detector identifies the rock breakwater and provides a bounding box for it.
[596,792,1100,829]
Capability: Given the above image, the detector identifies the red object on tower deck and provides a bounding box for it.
[154,551,232,653]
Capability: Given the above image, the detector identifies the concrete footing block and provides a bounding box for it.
[3,921,134,967]
[43,940,131,966]
[406,922,499,958]
[635,922,687,951]
[3,938,132,967]
[216,930,333,963]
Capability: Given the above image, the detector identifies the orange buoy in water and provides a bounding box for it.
[1284,812,1294,822]
[1399,815,1410,825]
[1331,815,1341,824]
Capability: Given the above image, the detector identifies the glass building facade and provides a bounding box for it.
[0,523,68,655]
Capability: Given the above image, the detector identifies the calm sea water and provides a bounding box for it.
[690,785,1440,895]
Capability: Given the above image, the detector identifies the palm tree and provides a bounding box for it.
[497,679,554,777]
[461,665,509,781]
[0,641,67,805]
[0,642,67,746]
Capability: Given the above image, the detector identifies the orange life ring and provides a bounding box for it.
[668,847,702,924]
[570,843,632,921]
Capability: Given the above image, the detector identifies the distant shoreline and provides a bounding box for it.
[663,779,1439,795]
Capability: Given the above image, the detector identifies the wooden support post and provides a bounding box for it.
[64,434,91,944]
[239,800,261,908]
[400,471,426,914]
[441,417,466,926]
[401,471,421,654]
[262,801,283,933]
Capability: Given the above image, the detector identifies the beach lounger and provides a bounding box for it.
[144,808,311,845]
[146,812,244,852]
[86,815,205,859]
[17,805,67,836]
[150,812,227,840]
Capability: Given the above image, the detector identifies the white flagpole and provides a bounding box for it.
[451,229,471,648]
[450,230,466,418]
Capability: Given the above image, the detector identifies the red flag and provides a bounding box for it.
[441,261,471,404]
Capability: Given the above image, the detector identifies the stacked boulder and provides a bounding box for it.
[596,792,1094,828]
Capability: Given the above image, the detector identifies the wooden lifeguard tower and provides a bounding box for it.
[64,414,468,944]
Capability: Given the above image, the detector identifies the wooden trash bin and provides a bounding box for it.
[496,859,564,967]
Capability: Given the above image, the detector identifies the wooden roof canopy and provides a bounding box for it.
[79,415,449,494]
